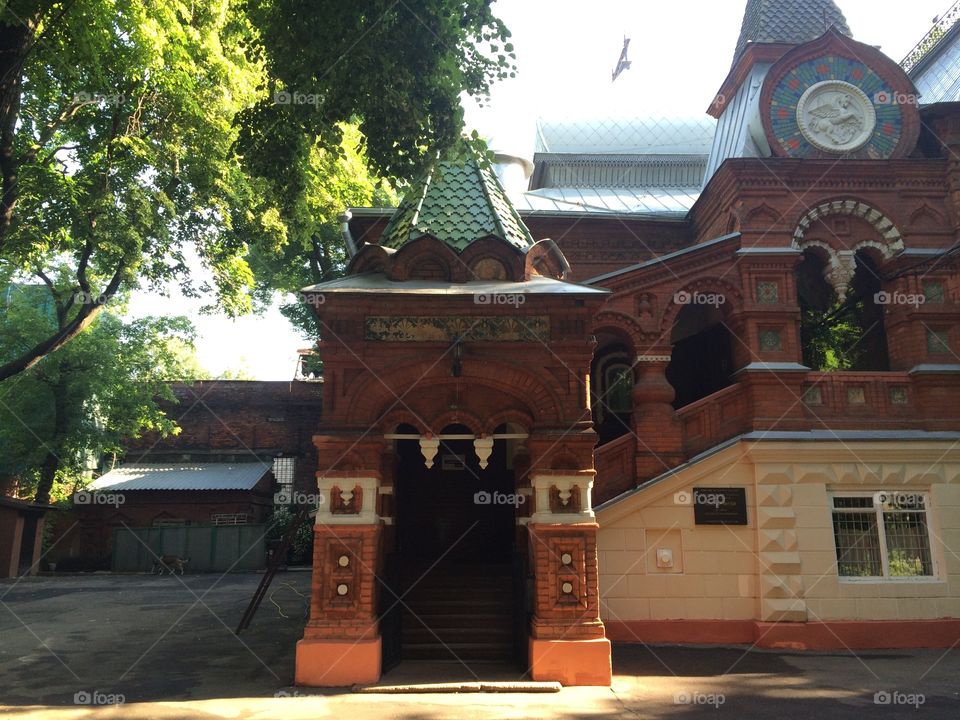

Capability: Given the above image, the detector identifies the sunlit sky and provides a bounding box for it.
[127,0,949,380]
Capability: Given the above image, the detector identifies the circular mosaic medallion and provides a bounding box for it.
[766,55,904,159]
[796,80,875,152]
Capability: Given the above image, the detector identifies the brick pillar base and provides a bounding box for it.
[527,521,611,686]
[295,522,381,687]
[295,637,381,687]
[529,637,612,686]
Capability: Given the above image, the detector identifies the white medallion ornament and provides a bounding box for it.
[796,80,876,152]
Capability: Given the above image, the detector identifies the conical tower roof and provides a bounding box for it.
[732,0,852,66]
[380,155,534,253]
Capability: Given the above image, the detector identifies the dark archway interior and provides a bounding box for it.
[667,304,734,409]
[394,423,515,564]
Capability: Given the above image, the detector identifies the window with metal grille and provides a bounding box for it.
[273,456,296,505]
[211,513,248,526]
[830,493,935,579]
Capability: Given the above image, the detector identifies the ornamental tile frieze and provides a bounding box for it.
[364,315,550,342]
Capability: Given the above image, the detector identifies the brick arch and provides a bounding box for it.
[485,408,534,435]
[431,409,486,436]
[386,234,462,282]
[346,358,564,428]
[591,311,642,353]
[658,277,744,337]
[792,199,904,257]
[378,410,429,435]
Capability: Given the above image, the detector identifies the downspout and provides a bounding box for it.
[338,210,357,258]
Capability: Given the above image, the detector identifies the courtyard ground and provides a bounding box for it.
[1,572,959,718]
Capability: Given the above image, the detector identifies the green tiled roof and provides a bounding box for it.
[380,157,534,252]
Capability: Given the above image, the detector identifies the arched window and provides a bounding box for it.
[591,337,633,444]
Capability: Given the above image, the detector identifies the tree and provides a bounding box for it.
[0,0,514,380]
[0,0,263,381]
[0,282,200,503]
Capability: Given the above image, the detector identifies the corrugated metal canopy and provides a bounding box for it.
[88,463,271,492]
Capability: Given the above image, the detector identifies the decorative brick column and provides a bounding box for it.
[527,469,611,686]
[295,435,384,687]
[632,354,684,481]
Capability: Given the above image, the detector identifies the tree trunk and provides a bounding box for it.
[32,369,69,504]
[0,13,40,245]
[34,451,60,505]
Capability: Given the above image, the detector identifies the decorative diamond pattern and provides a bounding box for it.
[757,280,779,304]
[923,279,945,304]
[759,329,782,352]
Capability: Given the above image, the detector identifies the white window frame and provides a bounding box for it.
[829,491,939,582]
[211,512,248,526]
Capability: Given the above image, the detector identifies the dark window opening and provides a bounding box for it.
[666,320,733,409]
[798,250,889,371]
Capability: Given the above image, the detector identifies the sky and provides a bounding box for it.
[127,0,951,380]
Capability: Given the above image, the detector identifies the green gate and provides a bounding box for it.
[111,524,266,573]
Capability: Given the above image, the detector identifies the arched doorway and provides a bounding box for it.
[387,423,526,667]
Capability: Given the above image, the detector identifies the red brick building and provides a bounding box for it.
[291,0,960,688]
[52,381,322,568]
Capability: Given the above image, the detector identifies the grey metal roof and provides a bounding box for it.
[302,273,608,296]
[535,116,715,155]
[732,0,852,66]
[88,463,271,492]
[513,187,700,217]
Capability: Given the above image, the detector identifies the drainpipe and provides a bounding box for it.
[338,210,357,258]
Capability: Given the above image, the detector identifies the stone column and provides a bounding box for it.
[527,459,611,685]
[295,435,383,687]
[632,354,684,481]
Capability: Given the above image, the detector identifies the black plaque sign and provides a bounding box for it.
[692,487,748,525]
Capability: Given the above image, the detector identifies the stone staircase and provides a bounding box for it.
[400,563,515,662]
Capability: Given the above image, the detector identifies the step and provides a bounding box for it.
[403,643,516,661]
[395,613,510,628]
[402,626,513,643]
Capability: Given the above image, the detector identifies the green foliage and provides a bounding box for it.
[0,281,201,501]
[266,506,313,564]
[234,123,397,338]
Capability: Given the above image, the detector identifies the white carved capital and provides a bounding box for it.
[529,473,595,524]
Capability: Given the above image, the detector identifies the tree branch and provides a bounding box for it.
[0,262,125,381]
